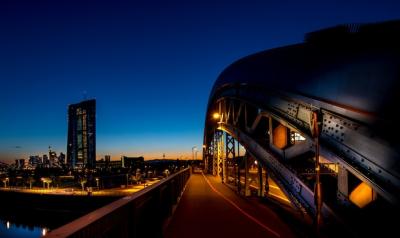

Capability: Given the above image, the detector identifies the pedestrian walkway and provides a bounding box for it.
[164,173,297,238]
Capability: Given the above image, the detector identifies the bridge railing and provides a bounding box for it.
[45,168,191,238]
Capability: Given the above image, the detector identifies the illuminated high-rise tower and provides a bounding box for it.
[67,99,96,169]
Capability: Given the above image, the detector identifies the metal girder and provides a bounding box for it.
[234,103,244,126]
[217,122,337,220]
[267,95,400,202]
[249,113,264,133]
[226,134,235,159]
[209,94,399,221]
[213,130,223,177]
[204,145,208,173]
[217,94,400,205]
[320,110,400,204]
[267,96,316,135]
[218,133,224,179]
[212,133,217,176]
[320,146,399,204]
[207,138,214,174]
[225,134,235,183]
[226,101,234,125]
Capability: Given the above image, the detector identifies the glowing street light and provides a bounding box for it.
[41,177,52,189]
[212,112,220,120]
[79,178,87,192]
[3,178,9,188]
[95,178,99,190]
[192,146,198,160]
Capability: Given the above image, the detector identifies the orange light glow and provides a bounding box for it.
[349,182,376,208]
[212,112,220,120]
[273,125,288,149]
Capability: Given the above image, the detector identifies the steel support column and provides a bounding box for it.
[225,133,235,183]
[312,112,323,233]
[237,142,241,193]
[258,162,264,197]
[204,145,208,173]
[213,130,223,177]
[217,132,224,180]
[212,132,217,176]
[264,168,269,196]
[337,164,350,205]
[244,153,251,196]
[208,138,214,174]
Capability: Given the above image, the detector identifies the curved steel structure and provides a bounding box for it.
[203,20,400,224]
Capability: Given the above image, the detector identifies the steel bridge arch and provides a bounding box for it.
[203,20,400,224]
[205,96,336,220]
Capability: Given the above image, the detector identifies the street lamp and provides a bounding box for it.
[95,178,99,190]
[3,178,9,188]
[41,177,51,189]
[212,112,220,120]
[79,178,87,192]
[192,146,197,160]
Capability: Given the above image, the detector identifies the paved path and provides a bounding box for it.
[165,173,297,238]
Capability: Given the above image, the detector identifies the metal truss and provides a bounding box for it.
[212,130,223,177]
[226,134,235,159]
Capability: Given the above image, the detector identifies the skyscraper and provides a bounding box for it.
[67,99,96,169]
[58,152,66,165]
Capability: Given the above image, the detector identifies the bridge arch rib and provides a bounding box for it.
[203,20,400,224]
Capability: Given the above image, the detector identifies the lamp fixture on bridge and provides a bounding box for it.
[212,112,220,120]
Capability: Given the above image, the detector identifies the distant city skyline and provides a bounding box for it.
[1,0,399,163]
[0,148,197,162]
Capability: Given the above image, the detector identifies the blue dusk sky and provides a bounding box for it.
[0,0,399,162]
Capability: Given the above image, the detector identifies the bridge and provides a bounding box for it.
[45,20,400,238]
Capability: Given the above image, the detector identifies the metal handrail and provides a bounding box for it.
[45,167,190,238]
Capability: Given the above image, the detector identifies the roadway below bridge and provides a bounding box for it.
[165,172,302,238]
